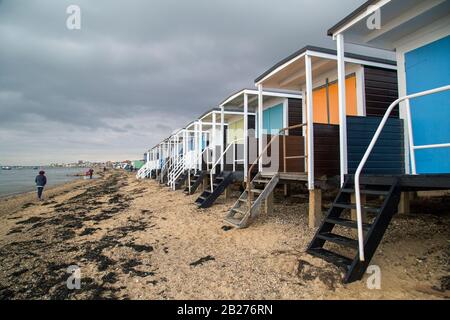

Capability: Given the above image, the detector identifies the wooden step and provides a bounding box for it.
[341,188,389,196]
[251,189,263,194]
[232,208,247,215]
[334,203,381,214]
[317,232,358,249]
[307,248,352,271]
[253,179,270,184]
[325,217,371,231]
[224,216,241,227]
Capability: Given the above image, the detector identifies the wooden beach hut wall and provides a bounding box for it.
[219,89,303,182]
[328,0,450,176]
[192,107,257,208]
[234,46,400,230]
[297,0,450,284]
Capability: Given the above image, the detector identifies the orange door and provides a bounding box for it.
[312,75,357,124]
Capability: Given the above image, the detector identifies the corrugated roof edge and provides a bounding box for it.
[254,44,395,84]
[327,0,377,36]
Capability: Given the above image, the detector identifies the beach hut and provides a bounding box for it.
[137,146,161,179]
[192,107,257,208]
[226,46,400,230]
[302,0,450,283]
[218,88,303,226]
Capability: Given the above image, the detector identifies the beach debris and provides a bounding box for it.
[125,243,154,253]
[221,225,233,231]
[79,227,100,236]
[296,258,343,291]
[189,255,215,267]
[21,202,35,209]
[102,272,118,284]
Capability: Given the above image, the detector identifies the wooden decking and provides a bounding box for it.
[347,174,450,191]
[260,171,308,182]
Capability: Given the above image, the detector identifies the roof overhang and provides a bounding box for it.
[328,0,450,50]
[219,88,302,109]
[255,46,396,91]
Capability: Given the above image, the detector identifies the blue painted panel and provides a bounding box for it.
[405,35,450,173]
[347,116,404,174]
[262,103,284,134]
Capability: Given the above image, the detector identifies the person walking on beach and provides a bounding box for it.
[35,171,47,200]
[88,168,94,179]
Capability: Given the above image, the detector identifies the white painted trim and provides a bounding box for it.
[302,89,307,170]
[283,98,289,135]
[220,106,225,171]
[244,93,249,182]
[363,0,447,43]
[258,84,263,172]
[255,52,307,86]
[356,66,366,116]
[198,120,203,171]
[220,89,302,107]
[305,55,315,190]
[331,0,392,37]
[336,34,348,187]
[306,50,397,70]
[212,112,217,166]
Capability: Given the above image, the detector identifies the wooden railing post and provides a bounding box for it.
[246,123,307,208]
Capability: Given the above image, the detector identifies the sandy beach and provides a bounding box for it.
[0,171,448,300]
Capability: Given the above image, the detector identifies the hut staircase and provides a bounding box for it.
[184,171,206,195]
[174,170,189,190]
[194,171,234,208]
[224,172,279,228]
[158,158,170,185]
[307,175,401,283]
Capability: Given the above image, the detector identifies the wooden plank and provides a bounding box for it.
[309,189,322,228]
[347,174,450,191]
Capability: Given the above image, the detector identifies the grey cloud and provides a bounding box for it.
[0,0,374,165]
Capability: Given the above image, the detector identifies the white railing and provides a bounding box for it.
[136,160,156,179]
[136,162,148,179]
[168,154,184,187]
[159,158,169,183]
[200,146,213,172]
[169,159,185,190]
[209,138,244,192]
[354,84,450,261]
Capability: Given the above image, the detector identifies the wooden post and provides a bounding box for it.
[398,192,411,214]
[224,185,232,199]
[308,189,322,228]
[265,190,274,215]
[283,184,291,197]
[202,175,209,192]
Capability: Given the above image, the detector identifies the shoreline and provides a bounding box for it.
[0,171,448,300]
[0,171,104,201]
[0,174,103,218]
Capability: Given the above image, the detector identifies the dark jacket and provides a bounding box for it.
[35,175,47,187]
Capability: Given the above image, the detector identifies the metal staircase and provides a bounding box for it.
[184,171,206,195]
[194,171,234,208]
[224,172,279,228]
[307,176,401,283]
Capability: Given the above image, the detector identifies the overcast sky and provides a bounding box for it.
[0,0,381,165]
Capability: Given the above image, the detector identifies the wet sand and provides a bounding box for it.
[0,171,448,299]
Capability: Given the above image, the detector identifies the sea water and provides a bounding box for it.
[0,167,85,198]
